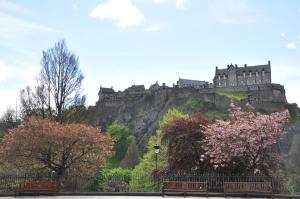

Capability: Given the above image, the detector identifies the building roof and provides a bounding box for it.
[99,87,115,94]
[125,85,145,92]
[179,78,208,85]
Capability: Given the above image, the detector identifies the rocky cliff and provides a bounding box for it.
[88,83,298,150]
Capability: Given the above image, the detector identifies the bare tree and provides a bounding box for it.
[20,78,48,119]
[40,39,84,123]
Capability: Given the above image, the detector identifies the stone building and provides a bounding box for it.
[98,86,115,101]
[178,78,209,89]
[213,61,271,88]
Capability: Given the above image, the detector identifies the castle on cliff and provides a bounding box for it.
[97,61,285,103]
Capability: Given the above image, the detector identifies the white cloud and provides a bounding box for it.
[90,0,145,28]
[286,42,297,49]
[176,0,187,9]
[0,12,56,43]
[152,0,167,3]
[144,24,161,32]
[0,0,26,13]
[281,33,285,37]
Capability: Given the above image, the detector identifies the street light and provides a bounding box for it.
[154,144,160,192]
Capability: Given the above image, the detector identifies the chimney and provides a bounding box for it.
[268,60,271,66]
[244,64,247,67]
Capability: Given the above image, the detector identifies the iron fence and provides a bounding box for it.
[0,173,289,194]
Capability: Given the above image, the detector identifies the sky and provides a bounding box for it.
[0,0,300,115]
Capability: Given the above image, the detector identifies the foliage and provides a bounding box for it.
[106,157,122,169]
[162,113,211,172]
[287,134,300,174]
[121,137,140,168]
[186,98,205,110]
[64,105,90,124]
[284,175,300,195]
[0,117,113,179]
[101,168,132,183]
[285,134,300,194]
[285,104,298,125]
[204,104,290,175]
[107,124,130,162]
[0,107,20,138]
[92,168,132,191]
[159,108,189,127]
[130,108,188,192]
[217,91,247,101]
[204,110,227,120]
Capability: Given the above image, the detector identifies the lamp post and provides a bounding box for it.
[154,144,160,192]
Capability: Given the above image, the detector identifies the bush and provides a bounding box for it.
[284,175,300,194]
[93,168,132,191]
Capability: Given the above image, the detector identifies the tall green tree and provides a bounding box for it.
[107,124,130,161]
[130,108,188,192]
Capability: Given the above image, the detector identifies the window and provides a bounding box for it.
[256,71,258,77]
[262,70,265,76]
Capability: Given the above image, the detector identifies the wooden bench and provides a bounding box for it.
[162,181,208,197]
[223,182,273,198]
[15,180,59,196]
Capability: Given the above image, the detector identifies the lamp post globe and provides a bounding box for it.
[154,144,160,154]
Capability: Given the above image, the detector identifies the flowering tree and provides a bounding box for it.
[204,104,290,175]
[162,113,211,172]
[0,117,113,179]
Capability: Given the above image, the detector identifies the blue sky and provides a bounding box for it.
[0,0,300,114]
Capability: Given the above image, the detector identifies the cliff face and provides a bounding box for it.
[89,84,294,149]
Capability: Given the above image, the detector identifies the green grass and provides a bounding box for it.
[186,98,205,110]
[217,91,247,101]
[205,110,227,120]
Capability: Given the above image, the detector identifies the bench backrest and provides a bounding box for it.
[20,180,59,192]
[164,181,207,191]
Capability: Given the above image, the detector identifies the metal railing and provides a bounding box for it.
[0,173,289,194]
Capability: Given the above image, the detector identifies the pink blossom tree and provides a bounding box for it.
[204,104,290,175]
